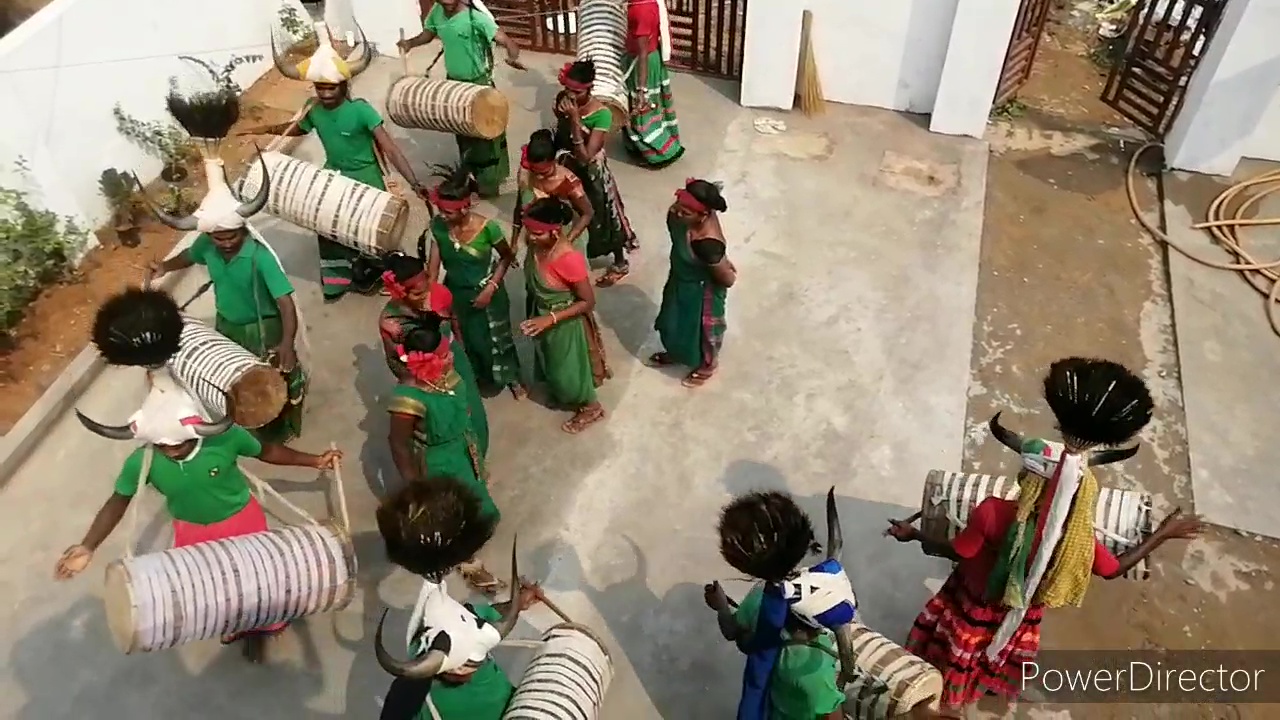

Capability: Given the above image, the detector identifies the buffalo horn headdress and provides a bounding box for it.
[75,371,233,443]
[272,21,372,84]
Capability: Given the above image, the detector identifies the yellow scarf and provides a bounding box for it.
[1003,464,1098,609]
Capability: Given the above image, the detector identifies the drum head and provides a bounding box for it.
[378,196,412,252]
[230,367,288,429]
[600,98,627,133]
[103,560,138,654]
[472,87,511,140]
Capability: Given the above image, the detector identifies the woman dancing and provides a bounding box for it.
[425,165,526,400]
[555,59,639,288]
[887,358,1205,717]
[624,0,684,167]
[381,252,490,459]
[387,319,503,592]
[520,197,610,434]
[399,0,525,197]
[513,129,593,253]
[650,179,735,388]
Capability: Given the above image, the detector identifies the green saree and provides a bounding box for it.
[432,217,521,390]
[523,251,609,407]
[623,50,685,167]
[654,214,728,369]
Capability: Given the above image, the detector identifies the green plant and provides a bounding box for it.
[990,98,1028,121]
[158,186,197,216]
[0,170,88,334]
[174,53,265,94]
[278,4,309,40]
[112,104,194,170]
[98,168,139,227]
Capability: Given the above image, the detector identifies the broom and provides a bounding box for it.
[796,10,824,116]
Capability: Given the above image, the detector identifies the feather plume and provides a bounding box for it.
[166,89,240,142]
[1043,357,1153,448]
[91,288,184,367]
[376,477,497,579]
[717,491,819,582]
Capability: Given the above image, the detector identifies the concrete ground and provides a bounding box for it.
[0,53,988,717]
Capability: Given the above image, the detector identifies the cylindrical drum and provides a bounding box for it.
[842,622,942,719]
[168,316,286,429]
[103,521,356,654]
[575,0,628,132]
[503,623,613,719]
[237,150,409,255]
[919,470,1154,580]
[385,77,509,139]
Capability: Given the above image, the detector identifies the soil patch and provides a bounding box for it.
[0,69,312,434]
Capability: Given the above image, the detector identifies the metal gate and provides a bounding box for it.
[487,0,747,80]
[992,0,1054,106]
[1101,0,1228,136]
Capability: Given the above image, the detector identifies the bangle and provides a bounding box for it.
[550,311,559,325]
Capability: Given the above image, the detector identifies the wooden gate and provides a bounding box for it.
[1100,0,1228,136]
[992,0,1054,105]
[488,0,747,80]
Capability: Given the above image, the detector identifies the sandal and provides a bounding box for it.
[561,406,606,434]
[595,266,630,288]
[509,383,529,400]
[459,563,505,596]
[646,352,675,367]
[681,368,714,388]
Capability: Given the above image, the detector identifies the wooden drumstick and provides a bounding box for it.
[399,27,410,76]
[264,99,315,154]
[525,581,575,624]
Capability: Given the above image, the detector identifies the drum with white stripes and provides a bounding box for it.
[103,521,356,653]
[503,623,613,719]
[168,316,286,429]
[575,0,628,132]
[236,150,408,255]
[919,470,1155,580]
[385,77,509,139]
[842,622,942,719]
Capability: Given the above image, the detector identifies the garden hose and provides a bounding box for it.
[1127,142,1280,337]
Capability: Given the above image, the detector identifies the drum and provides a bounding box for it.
[842,622,942,719]
[168,316,286,429]
[919,470,1155,580]
[503,623,613,719]
[575,0,628,132]
[236,150,408,255]
[103,521,356,653]
[385,77,509,139]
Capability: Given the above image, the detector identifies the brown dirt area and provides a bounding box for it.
[0,69,312,434]
[968,7,1280,719]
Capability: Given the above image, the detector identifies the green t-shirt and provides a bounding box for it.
[114,427,262,525]
[418,602,515,720]
[425,4,498,83]
[298,99,386,189]
[734,587,846,720]
[189,234,294,326]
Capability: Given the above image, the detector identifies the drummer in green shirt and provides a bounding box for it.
[398,0,526,198]
[246,20,430,301]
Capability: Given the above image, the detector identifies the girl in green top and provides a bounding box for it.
[555,60,640,288]
[386,321,503,592]
[650,179,737,388]
[398,0,526,198]
[424,164,526,399]
[519,198,611,434]
[512,129,594,256]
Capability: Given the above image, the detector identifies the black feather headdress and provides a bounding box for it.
[166,57,242,154]
[717,491,820,583]
[91,288,184,367]
[1043,357,1153,448]
[376,476,497,580]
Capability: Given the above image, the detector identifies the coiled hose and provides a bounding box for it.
[1127,142,1280,337]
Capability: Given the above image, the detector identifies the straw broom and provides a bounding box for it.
[795,10,825,116]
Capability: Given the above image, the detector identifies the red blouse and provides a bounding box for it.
[627,0,661,55]
[951,497,1121,600]
[539,250,589,289]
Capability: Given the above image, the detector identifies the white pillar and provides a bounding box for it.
[739,0,802,109]
[929,0,1023,139]
[1165,0,1280,176]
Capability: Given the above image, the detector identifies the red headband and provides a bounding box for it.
[429,186,472,212]
[380,268,429,302]
[520,145,555,172]
[675,182,708,214]
[558,63,592,92]
[522,207,561,235]
[396,336,452,384]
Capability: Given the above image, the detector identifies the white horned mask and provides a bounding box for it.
[75,370,232,444]
[273,21,371,84]
[138,155,270,234]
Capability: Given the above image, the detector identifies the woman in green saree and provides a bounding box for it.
[512,129,593,255]
[554,60,639,288]
[623,0,685,167]
[425,165,526,400]
[380,252,490,459]
[650,179,736,388]
[386,319,502,593]
[519,198,611,434]
[399,0,526,197]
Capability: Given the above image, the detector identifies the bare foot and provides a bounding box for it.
[459,562,505,596]
[595,266,629,288]
[509,383,529,400]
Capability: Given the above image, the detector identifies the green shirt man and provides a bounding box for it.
[417,602,515,719]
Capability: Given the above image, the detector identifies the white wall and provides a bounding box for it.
[740,0,1017,136]
[0,0,308,249]
[1242,86,1280,164]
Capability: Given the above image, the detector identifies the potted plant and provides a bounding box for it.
[157,127,191,184]
[99,168,142,247]
[159,186,198,217]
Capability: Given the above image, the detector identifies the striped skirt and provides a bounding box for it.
[905,573,1042,708]
[623,51,684,168]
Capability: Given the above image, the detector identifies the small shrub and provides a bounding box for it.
[98,168,139,227]
[174,53,265,95]
[0,175,88,334]
[112,104,194,171]
[278,5,309,40]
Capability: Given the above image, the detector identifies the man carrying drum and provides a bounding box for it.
[244,21,430,302]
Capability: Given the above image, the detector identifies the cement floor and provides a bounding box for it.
[0,54,989,717]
